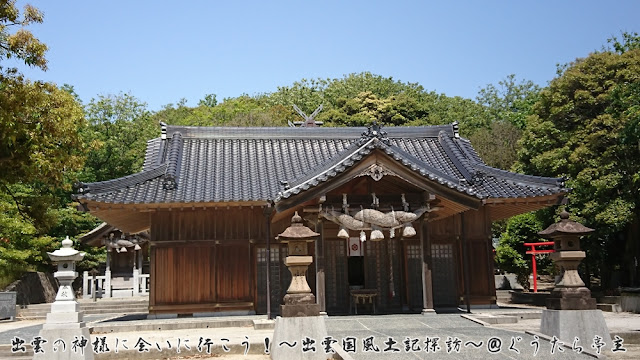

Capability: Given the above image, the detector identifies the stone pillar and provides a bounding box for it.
[272,212,328,360]
[104,248,111,298]
[315,218,326,315]
[34,236,94,360]
[132,247,139,296]
[539,209,611,345]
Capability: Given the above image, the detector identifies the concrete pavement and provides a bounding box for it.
[1,306,639,359]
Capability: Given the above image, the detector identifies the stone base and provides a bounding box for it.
[283,293,316,305]
[34,326,94,359]
[281,304,320,317]
[421,308,436,315]
[111,289,134,298]
[540,309,611,345]
[271,316,328,360]
[45,311,83,325]
[546,287,597,310]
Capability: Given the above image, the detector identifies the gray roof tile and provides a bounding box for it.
[75,123,565,205]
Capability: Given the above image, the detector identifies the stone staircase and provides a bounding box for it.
[15,297,149,319]
[597,295,622,313]
[495,290,512,304]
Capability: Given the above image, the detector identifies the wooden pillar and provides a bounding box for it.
[461,212,471,313]
[148,244,155,314]
[315,218,326,314]
[420,217,435,314]
[264,205,273,319]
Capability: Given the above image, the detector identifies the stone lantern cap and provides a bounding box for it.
[538,210,594,238]
[277,211,319,242]
[47,236,85,262]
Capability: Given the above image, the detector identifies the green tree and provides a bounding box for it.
[516,45,640,287]
[476,74,541,129]
[607,31,640,54]
[495,212,550,289]
[0,77,85,186]
[81,93,157,182]
[469,120,522,170]
[0,0,47,70]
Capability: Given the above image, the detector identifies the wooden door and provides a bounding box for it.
[431,243,458,307]
[325,239,348,313]
[403,242,423,311]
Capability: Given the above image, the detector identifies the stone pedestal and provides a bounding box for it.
[281,254,320,317]
[541,309,611,345]
[271,316,329,360]
[546,287,596,310]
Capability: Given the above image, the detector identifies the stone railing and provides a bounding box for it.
[82,271,110,298]
[138,274,150,295]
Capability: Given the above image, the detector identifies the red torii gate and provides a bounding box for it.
[524,241,555,293]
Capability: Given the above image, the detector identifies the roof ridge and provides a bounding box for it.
[162,132,183,190]
[278,137,480,202]
[438,130,476,183]
[161,124,456,139]
[283,138,378,195]
[75,164,168,196]
[471,163,565,188]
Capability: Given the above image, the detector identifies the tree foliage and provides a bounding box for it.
[0,77,85,187]
[494,212,551,289]
[516,42,640,285]
[81,93,157,182]
[0,0,47,70]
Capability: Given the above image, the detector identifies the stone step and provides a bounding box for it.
[597,296,621,305]
[16,301,149,319]
[18,307,149,318]
[597,303,621,313]
[0,344,34,359]
[471,314,518,324]
[495,290,512,302]
[19,307,149,316]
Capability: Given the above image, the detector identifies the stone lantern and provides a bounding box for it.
[276,211,320,317]
[538,209,611,345]
[539,209,595,310]
[35,236,94,360]
[45,236,86,324]
[271,211,328,360]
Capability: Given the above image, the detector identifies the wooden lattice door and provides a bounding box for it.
[431,243,458,307]
[325,240,348,313]
[404,242,423,311]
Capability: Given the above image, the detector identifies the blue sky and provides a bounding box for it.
[13,0,640,111]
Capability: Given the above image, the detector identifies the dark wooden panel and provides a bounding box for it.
[216,244,251,302]
[325,239,348,313]
[468,239,495,299]
[404,241,423,310]
[256,245,291,315]
[429,215,460,239]
[431,243,458,307]
[151,207,267,242]
[364,239,402,312]
[152,245,217,306]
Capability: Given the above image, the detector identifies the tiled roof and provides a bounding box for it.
[74,123,566,206]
